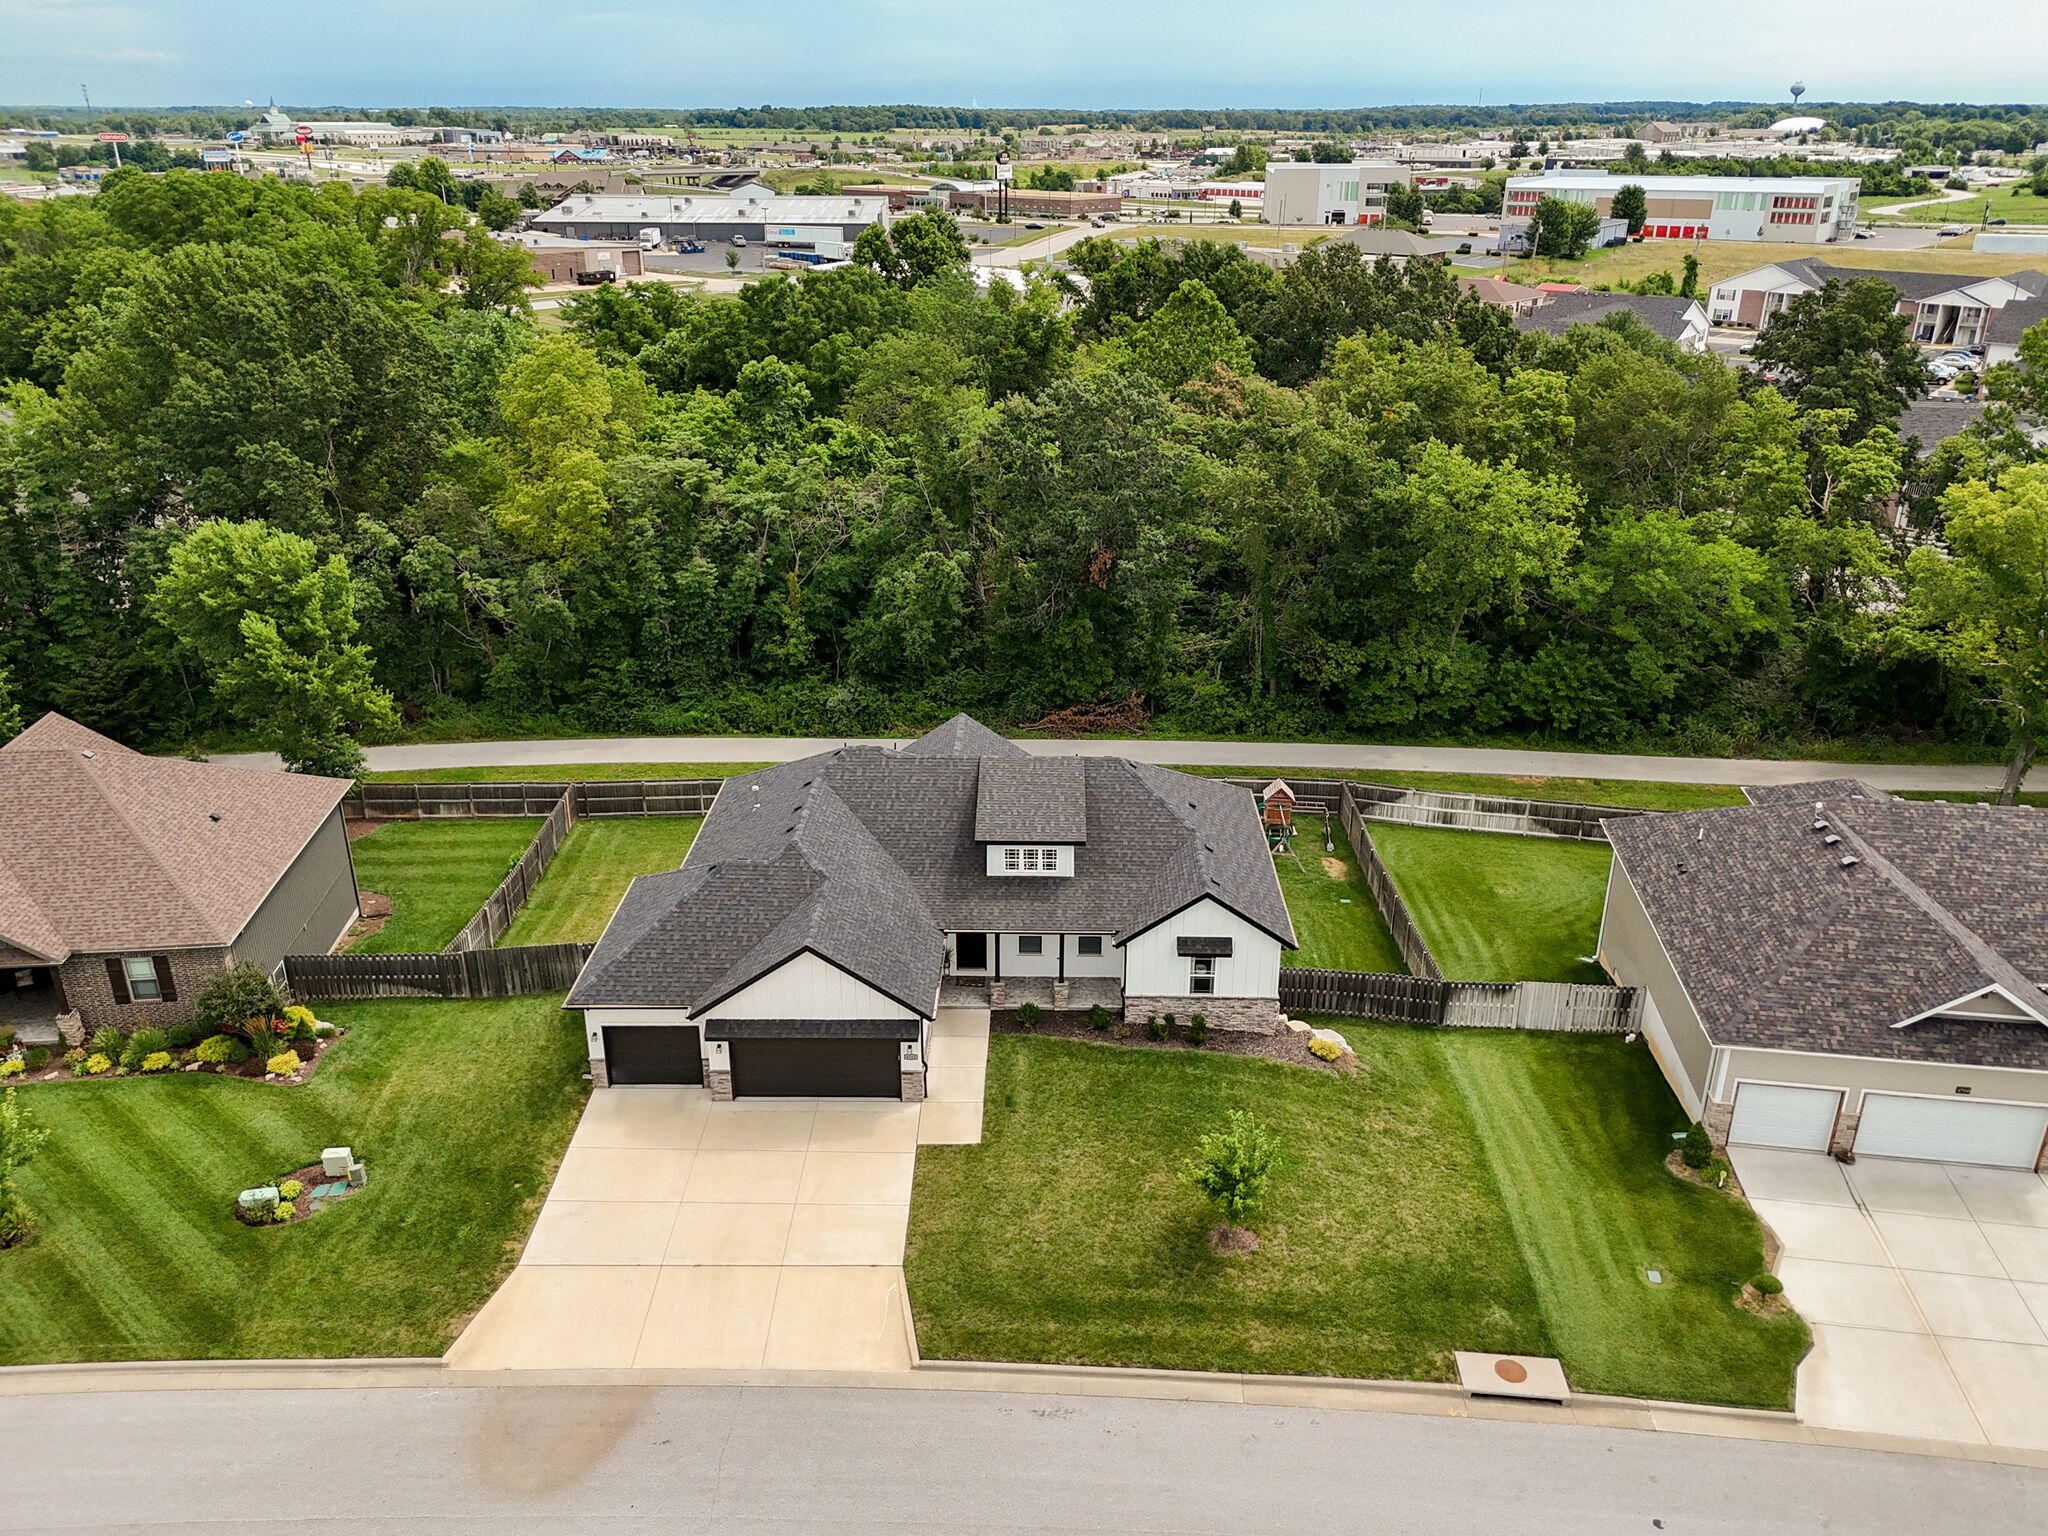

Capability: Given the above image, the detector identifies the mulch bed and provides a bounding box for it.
[1665,1148,1746,1199]
[232,1162,361,1228]
[1209,1226,1262,1255]
[7,1025,349,1089]
[1736,1283,1791,1318]
[990,1009,1357,1076]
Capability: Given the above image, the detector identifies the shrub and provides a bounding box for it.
[272,1201,296,1223]
[0,1027,12,1051]
[120,1027,169,1070]
[194,962,287,1039]
[139,1052,174,1073]
[284,1005,319,1031]
[193,1034,248,1066]
[266,1051,302,1077]
[1182,1109,1284,1227]
[1752,1273,1784,1296]
[1680,1123,1713,1170]
[166,1025,197,1050]
[25,1048,50,1072]
[313,1023,338,1040]
[1148,1014,1170,1041]
[88,1027,126,1060]
[81,1053,114,1076]
[0,1059,22,1078]
[61,1047,84,1066]
[1086,1004,1113,1031]
[279,1179,304,1201]
[1187,1013,1209,1046]
[1307,1036,1343,1062]
[1014,1001,1042,1031]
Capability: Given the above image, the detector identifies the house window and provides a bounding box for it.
[1076,936,1104,957]
[123,956,164,1001]
[1017,935,1044,956]
[1190,956,1216,995]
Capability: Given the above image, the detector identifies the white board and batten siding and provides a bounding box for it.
[1122,898,1282,998]
[704,951,921,1020]
[1728,1082,1842,1152]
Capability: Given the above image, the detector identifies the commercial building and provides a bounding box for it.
[1504,170,1863,243]
[1707,257,2048,345]
[530,192,889,255]
[509,233,646,286]
[1262,161,1411,225]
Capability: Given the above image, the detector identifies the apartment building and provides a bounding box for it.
[1503,171,1862,243]
[1708,257,2048,346]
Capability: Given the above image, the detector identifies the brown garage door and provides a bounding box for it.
[603,1025,703,1086]
[728,1038,901,1098]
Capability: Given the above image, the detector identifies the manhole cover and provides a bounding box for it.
[1493,1359,1529,1384]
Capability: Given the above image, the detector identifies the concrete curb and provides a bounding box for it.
[5,1353,2046,1470]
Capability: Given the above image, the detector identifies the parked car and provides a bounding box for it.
[1854,229,1875,239]
[1024,222,1045,229]
[730,235,748,247]
[1939,227,1965,237]
[1988,218,2010,226]
[573,269,617,285]
[1934,351,1980,369]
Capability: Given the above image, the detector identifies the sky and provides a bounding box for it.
[8,0,2048,110]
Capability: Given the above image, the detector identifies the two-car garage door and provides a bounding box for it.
[1729,1081,2048,1169]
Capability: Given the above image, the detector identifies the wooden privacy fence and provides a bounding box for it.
[1278,969,1639,1034]
[284,943,594,1001]
[347,779,728,821]
[446,789,579,954]
[1337,787,1445,981]
[1220,776,1647,842]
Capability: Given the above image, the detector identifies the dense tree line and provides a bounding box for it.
[3,170,2047,783]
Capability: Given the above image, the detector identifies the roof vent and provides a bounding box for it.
[1813,818,1829,831]
[1839,854,1860,868]
[1823,834,1840,846]
[80,749,94,759]
[208,812,222,822]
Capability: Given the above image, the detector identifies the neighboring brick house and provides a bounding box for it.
[1600,780,2048,1172]
[0,714,359,1043]
[567,716,1297,1099]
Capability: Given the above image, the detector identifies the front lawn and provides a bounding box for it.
[347,818,542,952]
[501,817,702,946]
[1272,829,1407,973]
[1371,824,1611,983]
[0,994,586,1364]
[906,1025,1805,1408]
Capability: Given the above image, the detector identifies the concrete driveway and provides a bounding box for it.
[448,1007,989,1372]
[1733,1145,2048,1450]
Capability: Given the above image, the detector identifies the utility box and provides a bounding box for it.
[238,1186,279,1213]
[322,1147,353,1178]
[347,1161,368,1188]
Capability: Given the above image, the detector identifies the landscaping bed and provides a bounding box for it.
[2,1012,346,1089]
[907,1022,1805,1409]
[989,1009,1354,1075]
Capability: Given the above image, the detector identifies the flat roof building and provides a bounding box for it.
[1504,170,1862,244]
[1262,161,1410,226]
[531,192,890,254]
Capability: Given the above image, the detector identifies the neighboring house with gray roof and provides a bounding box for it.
[1510,291,1710,352]
[0,713,359,1044]
[566,716,1296,1100]
[1599,780,2048,1170]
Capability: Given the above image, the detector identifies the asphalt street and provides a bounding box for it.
[5,1383,2045,1534]
[213,733,2025,792]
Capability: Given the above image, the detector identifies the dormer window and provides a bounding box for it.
[988,844,1071,877]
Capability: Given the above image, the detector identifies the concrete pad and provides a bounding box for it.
[547,1146,696,1203]
[683,1149,807,1204]
[1750,1198,1887,1266]
[1947,1167,2048,1230]
[808,1107,922,1154]
[1847,1159,1970,1219]
[782,1202,910,1265]
[520,1200,679,1266]
[1981,1221,2048,1284]
[926,1033,988,1071]
[917,1101,985,1145]
[571,1089,707,1151]
[663,1202,794,1265]
[931,1008,990,1038]
[2015,1281,2048,1339]
[1900,1270,2048,1345]
[763,1267,912,1371]
[1726,1146,1855,1207]
[798,1151,917,1205]
[1452,1351,1570,1402]
[1870,1210,2007,1278]
[632,1266,781,1369]
[925,1066,986,1104]
[1796,1324,1985,1444]
[1775,1257,1926,1332]
[698,1109,817,1152]
[1937,1336,2048,1451]
[444,1266,659,1370]
[713,1097,823,1112]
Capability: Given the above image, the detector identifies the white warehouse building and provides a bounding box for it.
[1504,170,1863,244]
[1262,161,1411,226]
[530,192,891,255]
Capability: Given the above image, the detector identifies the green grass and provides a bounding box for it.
[501,817,701,946]
[0,994,587,1364]
[1884,190,2048,225]
[1272,828,1407,973]
[1168,763,1743,812]
[1494,238,2048,292]
[907,1026,1804,1407]
[366,762,769,783]
[347,818,543,953]
[1371,824,1611,983]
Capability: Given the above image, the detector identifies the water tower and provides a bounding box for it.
[1789,81,1806,106]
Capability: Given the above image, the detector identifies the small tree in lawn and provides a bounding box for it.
[0,1087,51,1247]
[725,249,741,271]
[196,962,288,1056]
[1183,1109,1283,1248]
[1609,182,1648,236]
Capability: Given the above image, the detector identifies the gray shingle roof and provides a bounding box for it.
[973,757,1088,843]
[1897,400,1989,452]
[567,715,1294,1012]
[1770,259,2048,306]
[1741,779,1892,806]
[1513,292,1703,343]
[1605,784,2048,1070]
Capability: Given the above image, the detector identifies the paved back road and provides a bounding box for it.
[213,733,2022,793]
[5,1383,2043,1534]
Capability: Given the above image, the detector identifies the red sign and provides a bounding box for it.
[96,132,130,143]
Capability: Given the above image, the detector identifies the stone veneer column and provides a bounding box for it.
[987,980,1007,1007]
[588,1056,610,1089]
[1051,980,1070,1012]
[900,1069,927,1102]
[1828,1107,1860,1159]
[1703,1099,1733,1146]
[707,1068,734,1102]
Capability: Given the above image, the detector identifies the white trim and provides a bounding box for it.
[1851,1087,2048,1168]
[1722,1040,2048,1079]
[1891,982,2048,1030]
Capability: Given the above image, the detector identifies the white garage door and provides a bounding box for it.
[1854,1094,2048,1169]
[1729,1083,1842,1151]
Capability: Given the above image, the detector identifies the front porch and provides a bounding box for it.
[939,976,1124,1015]
[0,971,68,1048]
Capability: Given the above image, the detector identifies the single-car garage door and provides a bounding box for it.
[1854,1093,2048,1169]
[603,1025,703,1086]
[728,1038,901,1098]
[1729,1082,1842,1152]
